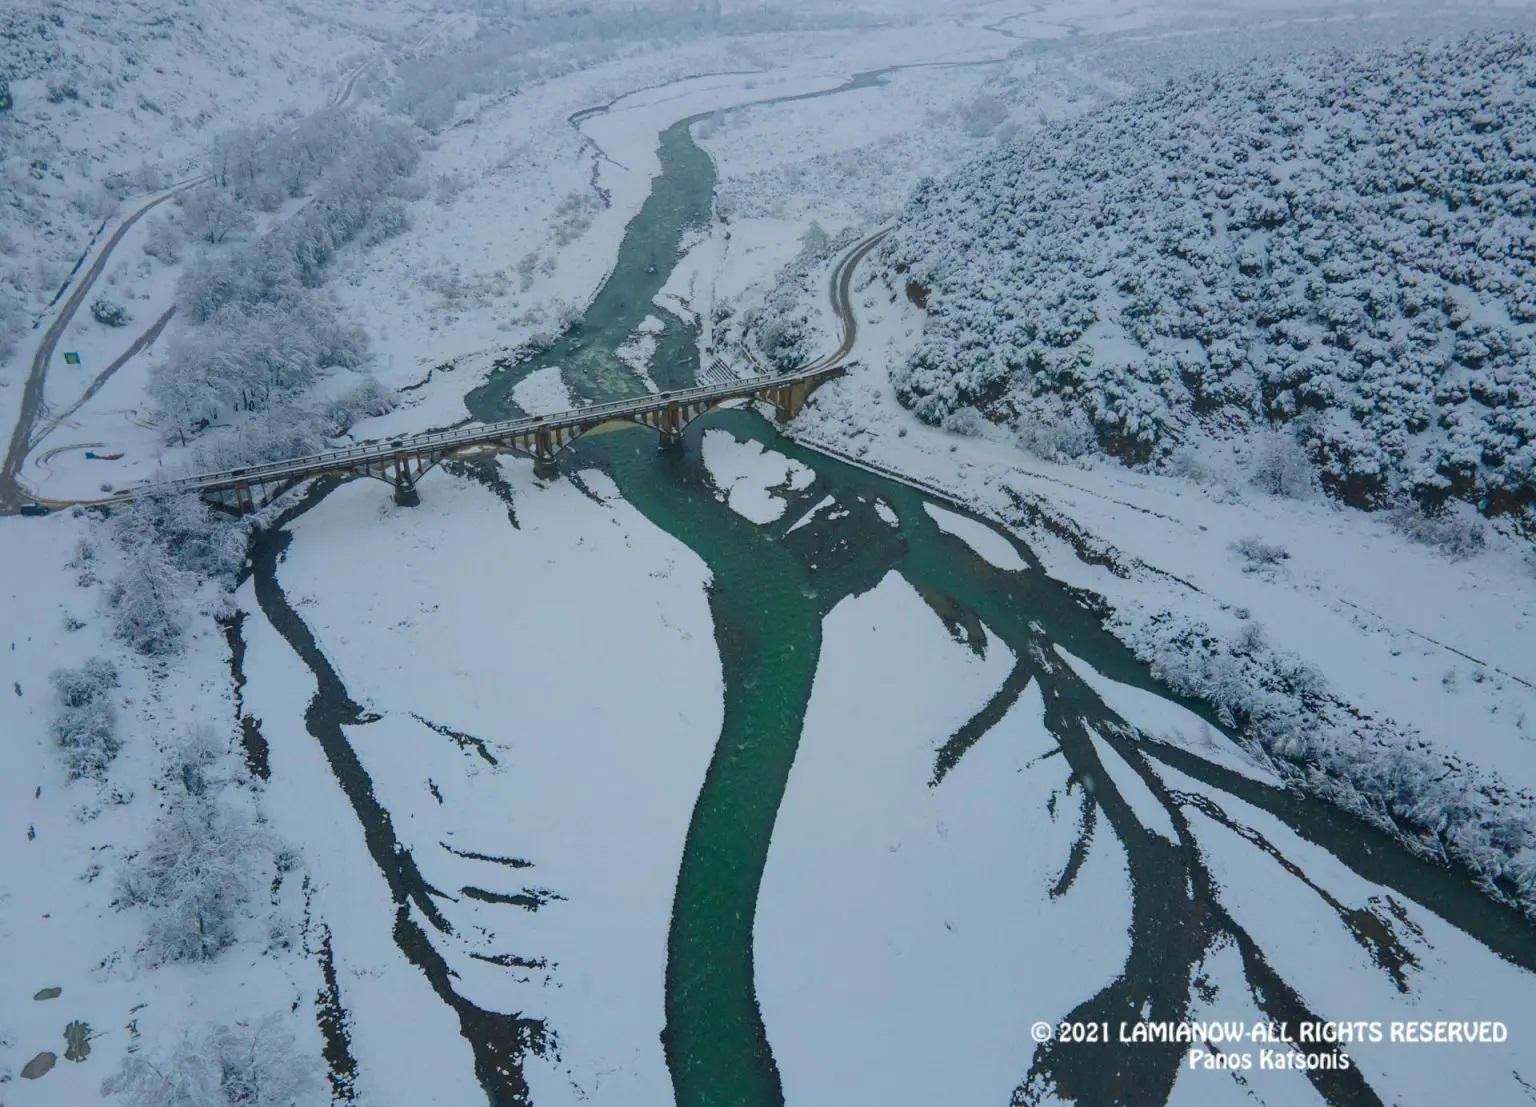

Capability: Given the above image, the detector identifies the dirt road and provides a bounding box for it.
[0,181,200,513]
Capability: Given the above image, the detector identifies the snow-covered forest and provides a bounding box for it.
[885,31,1536,532]
[148,113,418,465]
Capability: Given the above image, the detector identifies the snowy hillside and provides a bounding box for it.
[884,31,1536,530]
[0,0,410,362]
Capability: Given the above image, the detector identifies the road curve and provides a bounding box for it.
[28,306,177,452]
[803,226,893,373]
[0,180,202,513]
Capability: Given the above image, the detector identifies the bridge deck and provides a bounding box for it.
[103,365,842,503]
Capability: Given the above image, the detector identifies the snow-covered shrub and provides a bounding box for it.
[549,189,600,248]
[321,374,397,437]
[1248,431,1315,500]
[1390,504,1488,561]
[941,405,991,438]
[102,1013,322,1106]
[362,198,410,246]
[90,298,129,327]
[1166,444,1212,484]
[1229,536,1290,573]
[109,492,248,583]
[140,215,182,265]
[67,535,98,586]
[118,791,271,964]
[1117,607,1536,913]
[105,548,186,657]
[433,171,468,207]
[1014,405,1097,463]
[49,658,120,780]
[0,286,22,361]
[163,724,226,798]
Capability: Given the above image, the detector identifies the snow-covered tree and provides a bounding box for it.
[118,790,272,964]
[49,658,120,780]
[140,215,182,265]
[105,547,186,657]
[111,491,248,582]
[101,1032,223,1107]
[103,1013,322,1106]
[178,186,253,245]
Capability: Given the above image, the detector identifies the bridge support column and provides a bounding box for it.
[533,428,560,480]
[657,403,684,452]
[774,380,811,421]
[233,481,255,515]
[393,455,420,506]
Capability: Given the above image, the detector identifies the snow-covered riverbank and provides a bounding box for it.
[791,238,1536,912]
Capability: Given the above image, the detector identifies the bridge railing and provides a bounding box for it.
[107,364,839,501]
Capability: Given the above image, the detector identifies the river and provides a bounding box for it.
[247,67,1536,1107]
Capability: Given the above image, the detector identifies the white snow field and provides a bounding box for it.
[6,0,1536,1103]
[249,457,723,1106]
[702,428,815,524]
[924,501,1032,571]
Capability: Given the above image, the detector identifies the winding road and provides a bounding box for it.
[803,227,892,373]
[0,179,202,513]
[0,51,397,516]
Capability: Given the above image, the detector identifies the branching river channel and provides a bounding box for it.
[241,67,1536,1107]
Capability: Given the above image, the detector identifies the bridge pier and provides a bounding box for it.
[658,429,684,452]
[531,428,560,479]
[771,380,813,422]
[392,453,421,506]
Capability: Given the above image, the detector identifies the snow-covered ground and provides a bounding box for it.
[0,508,322,1101]
[701,427,814,524]
[8,1,1536,1103]
[242,458,724,1105]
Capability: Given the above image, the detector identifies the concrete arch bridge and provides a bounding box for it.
[102,364,848,514]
